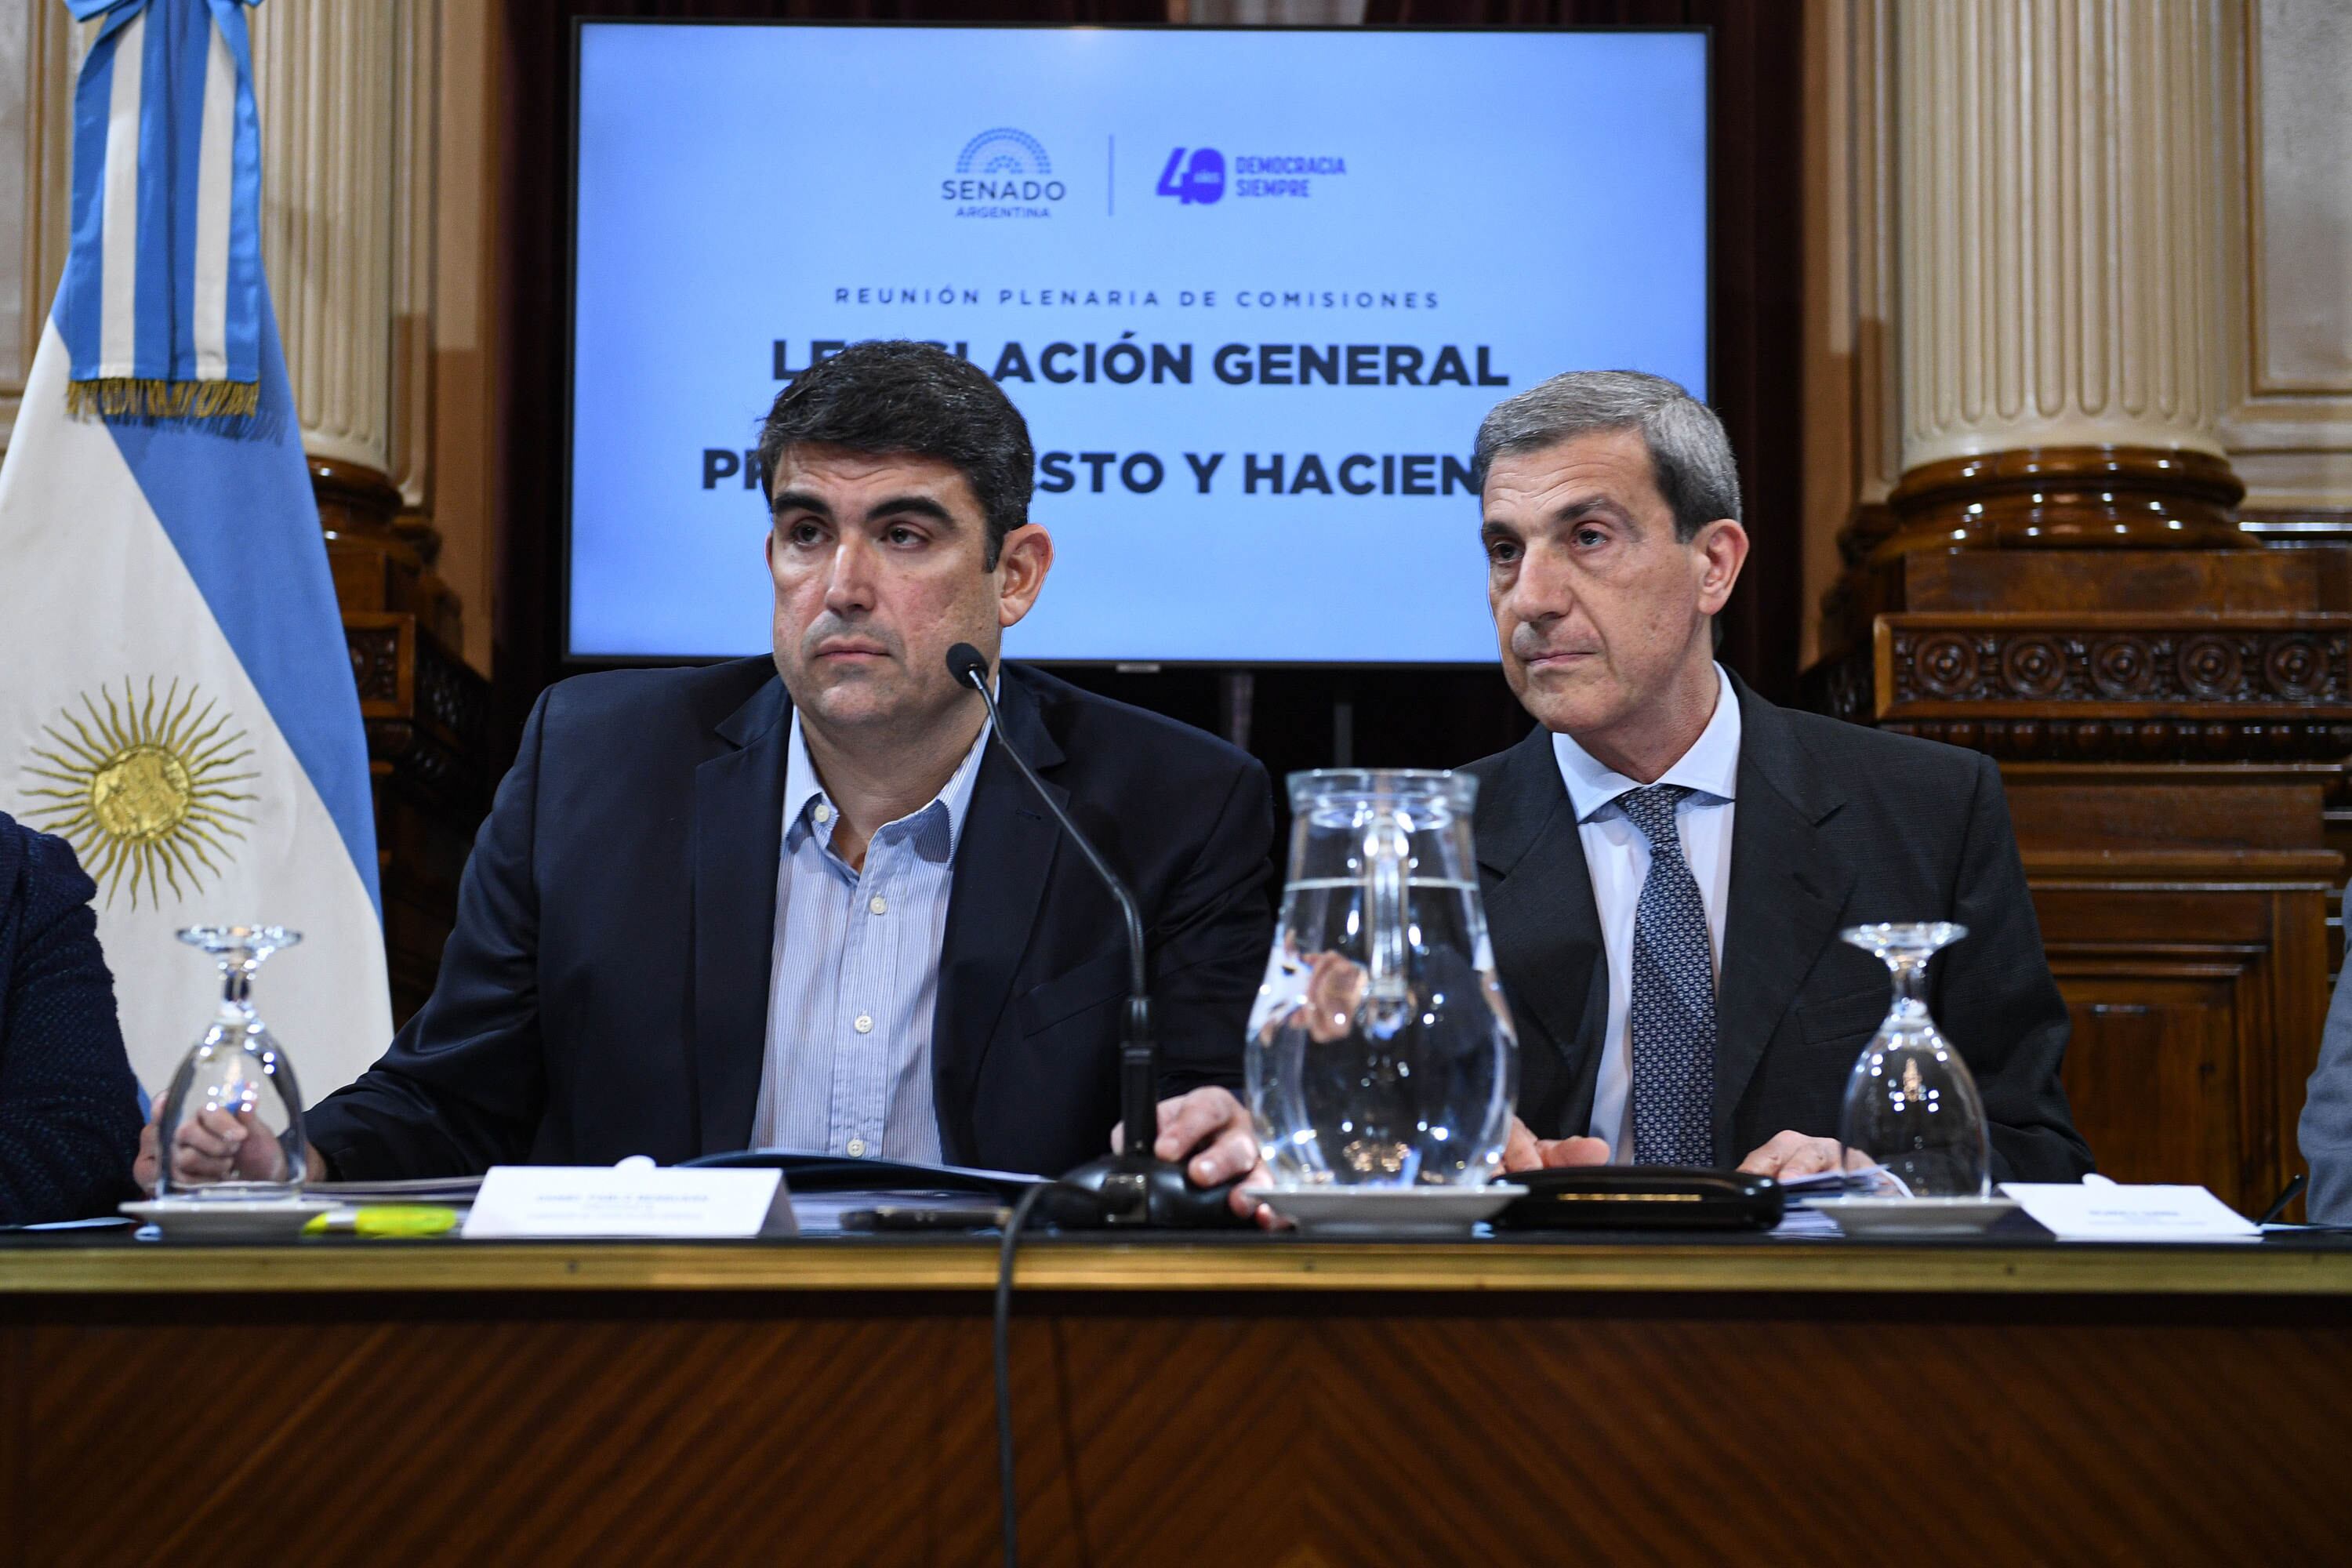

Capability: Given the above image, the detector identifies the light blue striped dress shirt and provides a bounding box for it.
[750,711,991,1162]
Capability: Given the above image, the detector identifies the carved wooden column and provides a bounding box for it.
[1805,0,2349,1216]
[249,2,487,1022]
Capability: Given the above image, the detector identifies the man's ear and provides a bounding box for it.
[1693,518,1748,618]
[995,524,1054,628]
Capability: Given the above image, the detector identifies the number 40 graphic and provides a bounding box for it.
[1156,147,1226,205]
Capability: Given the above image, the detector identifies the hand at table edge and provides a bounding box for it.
[1738,1130,1846,1179]
[1501,1116,1612,1174]
[1112,1085,1283,1228]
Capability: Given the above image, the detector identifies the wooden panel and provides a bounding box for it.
[2034,886,2292,946]
[2033,873,2332,1215]
[0,1305,20,1568]
[2052,964,2245,1196]
[3,1293,2348,1566]
[2260,895,2334,1213]
[2007,772,2332,852]
[1892,546,2339,615]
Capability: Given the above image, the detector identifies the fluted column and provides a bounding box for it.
[248,0,456,644]
[250,0,394,476]
[1884,0,2245,552]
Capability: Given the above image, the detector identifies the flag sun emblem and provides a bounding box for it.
[23,678,258,907]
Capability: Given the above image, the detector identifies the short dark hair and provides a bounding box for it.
[1471,370,1742,543]
[757,339,1033,568]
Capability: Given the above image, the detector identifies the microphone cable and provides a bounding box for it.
[994,1179,1103,1568]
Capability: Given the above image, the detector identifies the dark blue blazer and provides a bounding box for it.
[1467,674,2092,1182]
[307,659,1276,1179]
[0,812,144,1225]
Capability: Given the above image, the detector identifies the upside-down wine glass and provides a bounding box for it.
[153,925,309,1200]
[1835,921,1990,1199]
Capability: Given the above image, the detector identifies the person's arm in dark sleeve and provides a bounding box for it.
[1145,755,1277,1101]
[1936,752,2096,1184]
[303,690,557,1180]
[2299,966,2352,1225]
[0,834,143,1225]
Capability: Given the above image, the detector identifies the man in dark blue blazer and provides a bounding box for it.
[141,342,1278,1214]
[1468,372,2090,1183]
[0,812,144,1225]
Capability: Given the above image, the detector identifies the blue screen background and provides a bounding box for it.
[570,24,1708,662]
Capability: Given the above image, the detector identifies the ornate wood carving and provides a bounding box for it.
[1889,623,2343,708]
[317,459,462,651]
[1813,612,2352,764]
[344,612,491,1024]
[345,619,402,706]
[347,614,488,810]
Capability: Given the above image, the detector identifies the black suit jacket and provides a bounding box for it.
[307,660,1275,1179]
[1467,675,2092,1183]
[0,813,144,1225]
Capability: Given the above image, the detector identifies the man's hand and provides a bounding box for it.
[1500,1116,1611,1173]
[134,1097,319,1194]
[1300,952,1368,1043]
[1110,1086,1278,1227]
[1738,1130,1846,1179]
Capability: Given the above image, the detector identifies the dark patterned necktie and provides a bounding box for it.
[1617,784,1716,1166]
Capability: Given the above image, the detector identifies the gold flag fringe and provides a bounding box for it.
[66,378,260,420]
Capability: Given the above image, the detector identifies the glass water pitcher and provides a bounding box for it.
[1247,770,1518,1187]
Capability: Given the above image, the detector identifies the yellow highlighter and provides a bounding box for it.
[302,1205,460,1239]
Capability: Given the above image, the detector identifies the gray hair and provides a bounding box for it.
[1470,370,1742,541]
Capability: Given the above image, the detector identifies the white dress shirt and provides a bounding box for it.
[1550,663,1741,1158]
[750,710,990,1162]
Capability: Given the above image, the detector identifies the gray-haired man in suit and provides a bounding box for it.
[1465,370,2093,1181]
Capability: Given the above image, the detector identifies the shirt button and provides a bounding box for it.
[869,895,888,916]
[846,1138,866,1157]
[813,802,832,824]
[854,1013,873,1034]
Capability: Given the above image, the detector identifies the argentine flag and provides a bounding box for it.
[0,0,390,1094]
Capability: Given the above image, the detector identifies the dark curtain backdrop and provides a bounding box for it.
[495,1,1802,801]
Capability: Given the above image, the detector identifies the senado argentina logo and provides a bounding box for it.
[943,128,1065,220]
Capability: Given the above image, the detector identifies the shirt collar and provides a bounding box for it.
[1549,662,1741,825]
[782,705,993,864]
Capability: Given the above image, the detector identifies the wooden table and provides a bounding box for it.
[4,1232,2348,1566]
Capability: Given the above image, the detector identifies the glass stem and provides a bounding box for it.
[1889,955,1932,1021]
[217,964,254,1022]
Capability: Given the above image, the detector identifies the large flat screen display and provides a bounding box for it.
[569,23,1708,662]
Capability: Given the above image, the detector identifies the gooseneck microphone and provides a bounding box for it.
[946,642,1240,1227]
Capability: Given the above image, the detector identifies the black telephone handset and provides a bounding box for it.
[1494,1165,1786,1231]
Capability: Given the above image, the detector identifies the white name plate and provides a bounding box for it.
[2000,1181,2259,1243]
[463,1162,791,1240]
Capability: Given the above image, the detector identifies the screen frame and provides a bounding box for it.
[561,16,1715,673]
